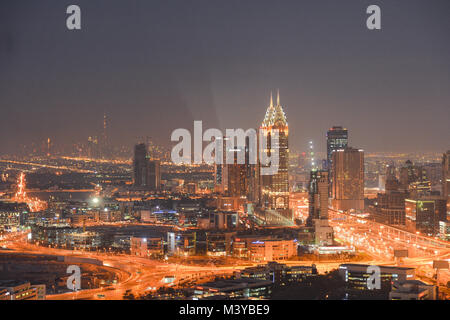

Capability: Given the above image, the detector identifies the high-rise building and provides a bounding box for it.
[307,169,333,246]
[259,91,291,222]
[245,135,260,203]
[133,143,161,190]
[405,196,447,236]
[399,160,431,196]
[371,165,406,226]
[372,192,406,226]
[327,126,348,196]
[399,160,416,189]
[133,143,148,187]
[307,170,329,225]
[443,151,450,201]
[101,112,109,159]
[146,159,161,191]
[326,126,348,172]
[331,147,364,212]
[226,146,248,198]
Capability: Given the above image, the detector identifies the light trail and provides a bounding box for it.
[0,159,95,173]
[12,172,47,212]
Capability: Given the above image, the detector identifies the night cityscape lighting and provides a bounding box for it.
[0,1,449,312]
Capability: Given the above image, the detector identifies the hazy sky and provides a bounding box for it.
[0,0,449,155]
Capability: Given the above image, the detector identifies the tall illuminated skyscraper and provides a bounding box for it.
[327,126,348,196]
[259,91,291,221]
[331,147,364,211]
[326,126,348,170]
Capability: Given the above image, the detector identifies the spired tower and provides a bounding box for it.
[259,91,291,223]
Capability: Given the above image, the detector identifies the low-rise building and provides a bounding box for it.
[192,278,272,300]
[0,280,43,300]
[339,264,415,292]
[238,262,317,285]
[389,280,437,300]
[167,231,196,256]
[248,239,297,262]
[130,236,163,258]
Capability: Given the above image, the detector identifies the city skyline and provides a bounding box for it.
[1,0,449,304]
[1,0,450,155]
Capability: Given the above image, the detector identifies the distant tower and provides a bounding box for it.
[309,141,316,170]
[326,126,348,171]
[327,126,348,194]
[133,143,148,187]
[226,146,248,198]
[103,112,107,144]
[101,112,108,159]
[443,151,450,201]
[259,90,291,221]
[47,138,51,157]
[133,143,161,191]
[307,169,329,225]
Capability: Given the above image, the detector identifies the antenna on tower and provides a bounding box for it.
[103,111,107,144]
[309,141,316,170]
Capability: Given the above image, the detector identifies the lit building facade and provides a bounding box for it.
[259,92,291,222]
[248,239,297,262]
[307,170,329,224]
[130,237,163,258]
[327,125,348,171]
[405,196,447,236]
[443,151,450,205]
[133,143,161,191]
[339,264,415,292]
[331,147,364,212]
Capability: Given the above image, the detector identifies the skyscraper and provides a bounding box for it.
[146,160,161,191]
[307,170,329,225]
[133,143,161,190]
[331,147,364,212]
[443,151,450,201]
[100,112,109,159]
[326,126,348,172]
[226,146,248,198]
[307,169,334,245]
[133,143,148,187]
[259,91,291,221]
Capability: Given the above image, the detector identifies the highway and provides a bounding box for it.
[1,234,237,300]
[329,209,450,292]
[2,205,450,300]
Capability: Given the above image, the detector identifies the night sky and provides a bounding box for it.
[0,0,449,155]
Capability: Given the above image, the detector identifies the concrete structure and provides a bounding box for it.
[167,231,196,256]
[130,237,163,258]
[339,264,415,291]
[259,91,291,223]
[405,196,447,236]
[193,278,272,299]
[133,143,161,191]
[389,280,437,300]
[331,147,364,212]
[0,280,43,300]
[326,126,348,191]
[238,262,317,285]
[248,239,297,262]
[313,219,334,246]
